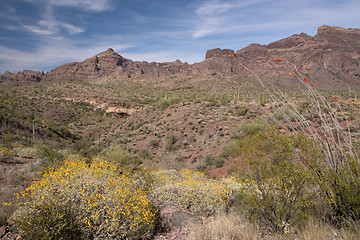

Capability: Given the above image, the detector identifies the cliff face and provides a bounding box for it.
[42,48,187,81]
[187,26,360,88]
[1,25,360,88]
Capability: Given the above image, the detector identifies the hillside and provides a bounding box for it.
[1,25,360,239]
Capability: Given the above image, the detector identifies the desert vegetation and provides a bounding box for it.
[1,30,360,238]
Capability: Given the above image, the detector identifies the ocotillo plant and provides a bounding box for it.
[229,52,358,170]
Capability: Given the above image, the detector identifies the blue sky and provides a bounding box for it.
[0,0,359,74]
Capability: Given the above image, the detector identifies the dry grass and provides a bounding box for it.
[188,212,360,240]
[189,211,259,240]
[297,220,339,240]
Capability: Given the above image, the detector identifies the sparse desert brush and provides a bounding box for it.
[7,158,155,240]
[149,169,242,216]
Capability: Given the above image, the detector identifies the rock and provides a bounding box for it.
[0,70,43,86]
[41,48,187,82]
[184,25,360,89]
[0,226,21,240]
[159,202,202,231]
[0,226,5,238]
[1,25,359,89]
[205,48,235,59]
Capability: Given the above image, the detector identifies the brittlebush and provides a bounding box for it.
[8,158,155,240]
[150,169,242,216]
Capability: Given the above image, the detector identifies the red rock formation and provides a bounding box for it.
[1,25,359,89]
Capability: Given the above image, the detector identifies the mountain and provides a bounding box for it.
[188,25,360,88]
[1,25,360,88]
[42,48,187,82]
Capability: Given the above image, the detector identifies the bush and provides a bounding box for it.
[312,159,360,224]
[0,147,14,162]
[236,106,248,116]
[154,97,180,110]
[8,159,155,239]
[37,145,65,171]
[150,169,242,216]
[234,118,266,138]
[234,128,315,232]
[13,147,38,159]
[165,133,177,151]
[105,145,133,167]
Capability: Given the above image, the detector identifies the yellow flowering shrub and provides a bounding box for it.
[150,169,242,216]
[8,158,155,240]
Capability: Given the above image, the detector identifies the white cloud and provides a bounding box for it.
[192,0,360,39]
[196,0,263,15]
[49,0,111,12]
[22,19,84,35]
[0,37,132,73]
[22,24,56,35]
[193,17,225,38]
[23,0,112,12]
[192,0,267,38]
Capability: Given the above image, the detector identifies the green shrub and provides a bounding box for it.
[149,139,160,148]
[140,149,151,159]
[234,118,266,137]
[237,106,248,116]
[8,159,155,239]
[165,133,177,151]
[10,199,83,240]
[234,128,315,232]
[259,94,265,106]
[204,154,225,168]
[106,146,133,167]
[154,97,180,109]
[220,140,241,158]
[311,159,360,224]
[37,145,64,171]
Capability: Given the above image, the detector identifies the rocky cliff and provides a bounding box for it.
[187,25,360,88]
[42,48,187,81]
[1,25,359,89]
[0,70,44,86]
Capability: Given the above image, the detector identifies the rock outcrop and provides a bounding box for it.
[186,25,360,88]
[1,25,359,89]
[42,48,187,81]
[0,70,43,86]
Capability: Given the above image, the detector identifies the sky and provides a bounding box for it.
[0,0,359,74]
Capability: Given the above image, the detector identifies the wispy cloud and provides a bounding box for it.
[22,20,84,35]
[23,0,112,12]
[0,37,132,73]
[192,0,360,39]
[49,0,112,12]
[193,17,225,38]
[1,0,359,74]
[192,0,267,38]
[195,0,264,15]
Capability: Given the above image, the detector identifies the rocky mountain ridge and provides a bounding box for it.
[1,25,360,89]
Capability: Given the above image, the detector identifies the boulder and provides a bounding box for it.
[159,202,202,231]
